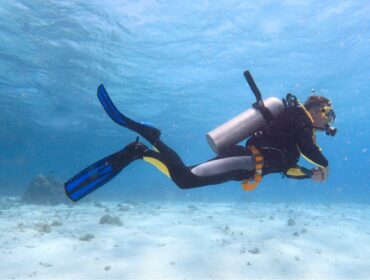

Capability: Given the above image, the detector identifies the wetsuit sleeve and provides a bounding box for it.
[284,165,311,179]
[292,107,328,168]
[296,127,328,168]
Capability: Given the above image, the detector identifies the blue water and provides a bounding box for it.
[1,0,369,203]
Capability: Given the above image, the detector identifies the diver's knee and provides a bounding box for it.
[175,181,190,189]
[170,169,198,189]
[174,179,194,189]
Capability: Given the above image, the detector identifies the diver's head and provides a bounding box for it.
[304,95,337,135]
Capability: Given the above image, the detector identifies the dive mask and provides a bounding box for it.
[321,106,336,125]
[321,106,337,136]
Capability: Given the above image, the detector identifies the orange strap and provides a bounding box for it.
[242,146,264,191]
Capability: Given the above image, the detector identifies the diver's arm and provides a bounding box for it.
[296,127,328,168]
[284,165,312,179]
[296,128,329,182]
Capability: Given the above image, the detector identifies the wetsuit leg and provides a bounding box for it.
[142,140,254,189]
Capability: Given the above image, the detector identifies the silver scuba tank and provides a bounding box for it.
[206,97,285,154]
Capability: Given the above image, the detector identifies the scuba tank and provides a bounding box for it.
[206,71,293,154]
[206,97,285,154]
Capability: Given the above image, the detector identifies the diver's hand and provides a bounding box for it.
[311,167,328,182]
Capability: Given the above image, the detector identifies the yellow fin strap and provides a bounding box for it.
[241,146,264,191]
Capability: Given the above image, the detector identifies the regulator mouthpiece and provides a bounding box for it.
[325,125,337,137]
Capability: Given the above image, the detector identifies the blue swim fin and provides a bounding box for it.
[97,84,161,144]
[97,84,128,127]
[65,140,148,202]
[64,149,129,202]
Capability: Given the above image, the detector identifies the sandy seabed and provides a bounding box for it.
[0,196,369,279]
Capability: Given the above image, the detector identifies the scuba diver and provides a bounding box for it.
[64,71,337,202]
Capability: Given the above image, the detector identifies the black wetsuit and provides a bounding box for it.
[132,105,328,189]
[64,88,332,203]
[247,105,328,177]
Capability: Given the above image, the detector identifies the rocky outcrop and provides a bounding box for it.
[21,174,69,205]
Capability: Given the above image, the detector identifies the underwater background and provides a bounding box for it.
[1,0,369,203]
[1,1,370,279]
